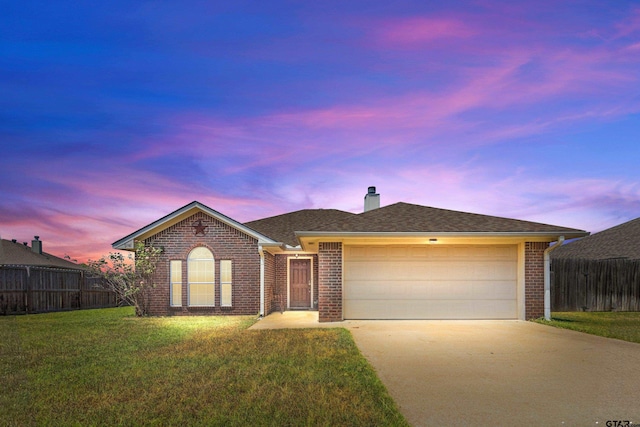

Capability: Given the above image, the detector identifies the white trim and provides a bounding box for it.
[544,237,565,320]
[112,201,281,250]
[170,260,183,307]
[259,245,265,317]
[287,256,314,309]
[517,243,525,320]
[187,247,215,307]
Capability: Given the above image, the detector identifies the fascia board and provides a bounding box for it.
[295,230,589,240]
[112,201,278,250]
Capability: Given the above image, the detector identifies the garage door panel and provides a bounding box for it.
[346,280,516,300]
[344,245,518,320]
[344,299,517,319]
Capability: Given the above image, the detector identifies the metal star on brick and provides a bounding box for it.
[192,219,208,236]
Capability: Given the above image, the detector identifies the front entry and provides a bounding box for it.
[289,258,311,308]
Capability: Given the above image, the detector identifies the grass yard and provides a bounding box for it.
[0,307,408,427]
[535,311,640,344]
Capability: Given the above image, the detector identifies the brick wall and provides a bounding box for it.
[318,242,342,322]
[263,252,275,316]
[524,242,548,319]
[145,212,261,316]
[272,254,319,313]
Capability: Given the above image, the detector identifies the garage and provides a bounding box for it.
[343,244,518,319]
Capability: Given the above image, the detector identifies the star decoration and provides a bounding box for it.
[192,219,208,236]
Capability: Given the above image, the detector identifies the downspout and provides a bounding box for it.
[258,244,265,317]
[544,236,564,321]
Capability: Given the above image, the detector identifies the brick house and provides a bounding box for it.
[112,187,587,321]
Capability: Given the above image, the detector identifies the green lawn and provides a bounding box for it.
[535,311,640,344]
[0,307,408,427]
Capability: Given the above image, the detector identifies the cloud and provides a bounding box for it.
[373,17,476,47]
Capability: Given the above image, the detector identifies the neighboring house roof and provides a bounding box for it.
[551,217,640,260]
[245,209,357,247]
[112,201,280,250]
[294,202,588,238]
[0,238,83,270]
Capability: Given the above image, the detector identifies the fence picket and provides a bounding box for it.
[0,266,116,315]
[552,259,640,311]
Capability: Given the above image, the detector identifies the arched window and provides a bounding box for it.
[188,247,215,306]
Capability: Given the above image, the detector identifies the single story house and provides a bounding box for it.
[0,236,112,314]
[112,187,588,321]
[550,217,640,312]
[0,236,83,270]
[551,217,640,261]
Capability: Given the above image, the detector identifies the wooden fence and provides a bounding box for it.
[551,258,640,312]
[0,266,117,315]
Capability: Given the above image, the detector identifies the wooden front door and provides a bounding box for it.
[290,259,311,308]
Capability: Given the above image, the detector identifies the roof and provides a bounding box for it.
[0,239,84,270]
[245,209,357,247]
[247,202,587,246]
[303,202,587,235]
[551,217,640,260]
[112,201,280,250]
[115,200,588,251]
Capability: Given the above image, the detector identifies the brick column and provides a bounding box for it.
[318,242,342,322]
[524,242,548,319]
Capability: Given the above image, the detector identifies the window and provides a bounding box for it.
[170,260,182,307]
[188,247,215,306]
[220,260,232,307]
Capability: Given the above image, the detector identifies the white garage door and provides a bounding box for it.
[344,245,518,319]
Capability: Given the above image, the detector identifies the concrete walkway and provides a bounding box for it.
[250,312,640,425]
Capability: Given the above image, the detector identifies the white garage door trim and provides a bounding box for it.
[343,244,518,320]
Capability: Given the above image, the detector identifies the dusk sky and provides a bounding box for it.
[2,0,639,263]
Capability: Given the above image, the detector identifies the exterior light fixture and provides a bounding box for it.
[429,238,438,244]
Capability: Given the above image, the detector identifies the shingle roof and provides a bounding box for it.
[307,202,585,234]
[245,209,357,246]
[551,217,640,260]
[0,239,84,269]
[245,202,587,245]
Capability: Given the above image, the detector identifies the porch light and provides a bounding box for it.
[428,238,438,244]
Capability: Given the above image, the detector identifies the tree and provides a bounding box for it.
[87,242,163,316]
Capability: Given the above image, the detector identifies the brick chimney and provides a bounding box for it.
[32,236,42,254]
[364,186,380,212]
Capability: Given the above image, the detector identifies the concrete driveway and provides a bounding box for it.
[252,313,640,425]
[348,320,640,426]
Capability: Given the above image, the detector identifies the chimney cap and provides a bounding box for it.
[34,235,40,240]
[367,186,377,195]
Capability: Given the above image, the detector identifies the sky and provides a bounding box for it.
[1,0,639,263]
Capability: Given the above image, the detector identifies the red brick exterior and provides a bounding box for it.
[524,242,548,319]
[141,208,550,321]
[263,252,275,316]
[145,212,261,316]
[318,242,342,322]
[271,254,318,313]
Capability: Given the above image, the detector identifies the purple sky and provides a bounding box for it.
[2,0,639,262]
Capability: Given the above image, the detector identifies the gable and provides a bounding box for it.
[112,201,280,251]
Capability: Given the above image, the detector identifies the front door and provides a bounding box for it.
[290,259,311,308]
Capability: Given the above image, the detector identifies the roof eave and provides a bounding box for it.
[112,201,279,251]
[296,230,589,251]
[296,230,589,242]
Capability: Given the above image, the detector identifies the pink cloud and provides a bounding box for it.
[374,17,476,47]
[615,7,640,38]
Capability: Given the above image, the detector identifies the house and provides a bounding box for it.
[550,217,640,312]
[551,217,640,260]
[0,236,83,270]
[112,187,588,321]
[0,236,115,314]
